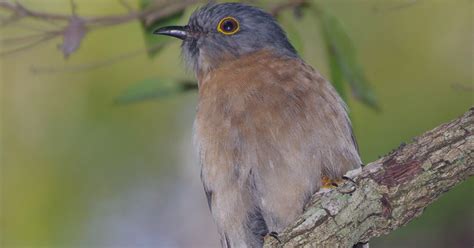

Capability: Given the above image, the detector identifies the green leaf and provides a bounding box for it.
[139,0,184,58]
[317,6,379,110]
[115,78,197,104]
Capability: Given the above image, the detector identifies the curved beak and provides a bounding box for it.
[153,26,187,40]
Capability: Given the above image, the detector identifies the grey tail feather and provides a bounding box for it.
[221,234,231,248]
[248,207,269,238]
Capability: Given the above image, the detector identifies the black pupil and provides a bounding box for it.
[222,20,235,32]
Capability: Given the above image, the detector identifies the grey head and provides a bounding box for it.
[153,3,298,75]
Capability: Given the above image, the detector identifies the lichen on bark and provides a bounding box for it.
[264,108,474,248]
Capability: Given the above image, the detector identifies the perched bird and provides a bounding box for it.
[154,3,362,247]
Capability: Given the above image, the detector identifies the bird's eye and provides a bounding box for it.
[217,17,240,35]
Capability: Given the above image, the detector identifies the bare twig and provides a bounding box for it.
[0,0,322,67]
[0,30,62,45]
[0,0,197,28]
[0,32,60,56]
[70,0,77,16]
[1,21,61,31]
[87,0,200,27]
[0,0,308,29]
[0,1,72,21]
[30,42,169,74]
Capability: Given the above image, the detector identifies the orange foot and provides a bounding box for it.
[321,176,345,189]
[322,176,357,194]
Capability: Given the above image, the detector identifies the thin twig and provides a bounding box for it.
[0,0,315,70]
[30,42,170,74]
[0,30,62,45]
[1,21,62,32]
[0,0,198,28]
[0,32,60,56]
[0,1,71,21]
[88,0,198,27]
[70,0,77,16]
[0,12,22,26]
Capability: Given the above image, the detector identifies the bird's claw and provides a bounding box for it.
[338,176,357,194]
[264,231,281,244]
[322,176,357,194]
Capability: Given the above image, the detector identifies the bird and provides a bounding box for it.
[154,3,362,248]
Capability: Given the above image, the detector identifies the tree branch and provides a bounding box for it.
[0,1,71,22]
[0,0,198,27]
[264,108,474,247]
[0,0,310,61]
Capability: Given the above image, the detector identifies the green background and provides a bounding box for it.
[1,0,473,247]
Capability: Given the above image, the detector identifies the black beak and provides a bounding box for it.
[153,26,187,40]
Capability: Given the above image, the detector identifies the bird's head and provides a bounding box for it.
[153,3,298,76]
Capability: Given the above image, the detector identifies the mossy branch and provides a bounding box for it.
[264,108,474,247]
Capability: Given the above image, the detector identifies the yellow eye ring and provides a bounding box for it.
[217,16,240,35]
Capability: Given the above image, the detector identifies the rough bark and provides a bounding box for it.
[264,108,474,248]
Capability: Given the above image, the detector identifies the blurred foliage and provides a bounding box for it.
[317,6,378,109]
[139,0,184,58]
[125,0,379,109]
